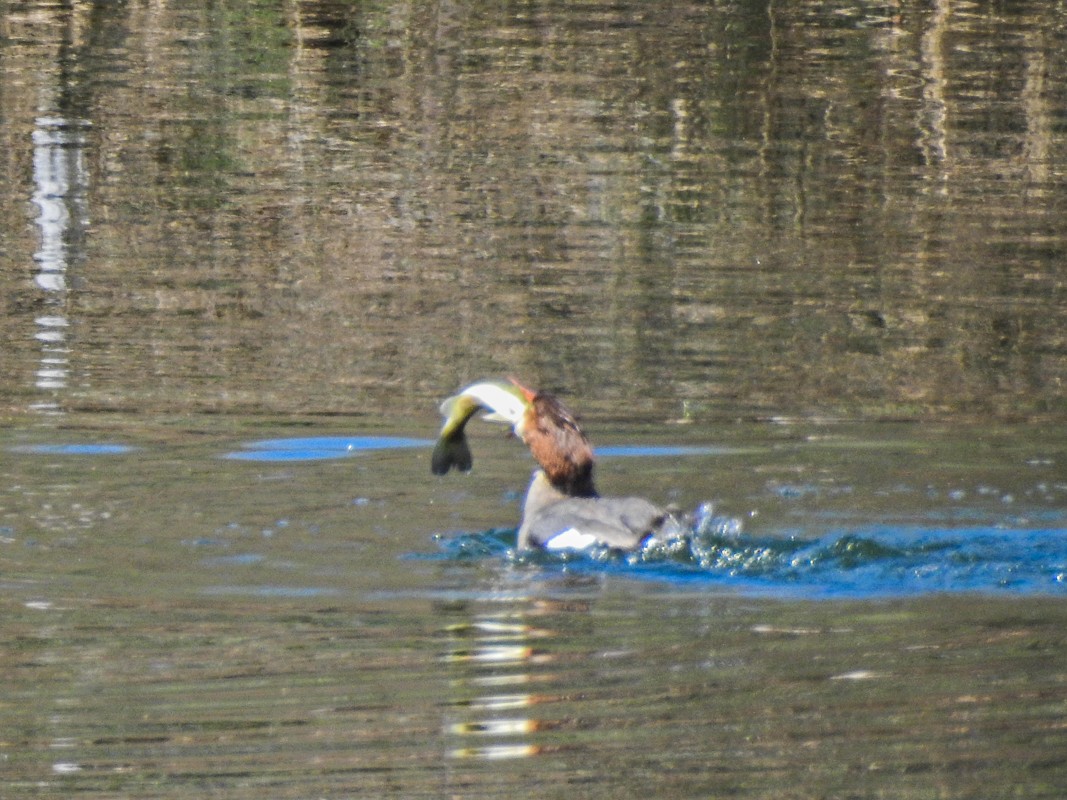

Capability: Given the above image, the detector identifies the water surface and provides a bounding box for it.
[2,0,1066,797]
[3,419,1066,797]
[1,0,1064,421]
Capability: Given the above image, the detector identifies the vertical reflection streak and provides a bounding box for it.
[918,0,950,186]
[30,115,91,412]
[442,611,551,761]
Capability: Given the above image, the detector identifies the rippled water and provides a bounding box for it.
[2,0,1067,797]
[3,0,1066,422]
[3,421,1066,797]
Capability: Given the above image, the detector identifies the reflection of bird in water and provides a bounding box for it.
[432,378,673,552]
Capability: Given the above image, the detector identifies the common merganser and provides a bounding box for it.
[432,378,671,552]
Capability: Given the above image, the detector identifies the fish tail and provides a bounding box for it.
[431,431,473,475]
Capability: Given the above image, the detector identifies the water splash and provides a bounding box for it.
[433,518,1067,599]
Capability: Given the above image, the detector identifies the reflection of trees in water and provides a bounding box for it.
[2,1,1064,420]
[14,4,94,414]
[31,115,90,413]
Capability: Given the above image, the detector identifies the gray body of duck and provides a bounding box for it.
[517,470,667,551]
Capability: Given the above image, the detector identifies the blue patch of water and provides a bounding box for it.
[433,523,1067,599]
[8,443,137,455]
[223,435,432,462]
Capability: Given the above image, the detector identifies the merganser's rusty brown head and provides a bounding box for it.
[509,379,598,498]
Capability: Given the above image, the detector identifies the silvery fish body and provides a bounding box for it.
[431,380,530,475]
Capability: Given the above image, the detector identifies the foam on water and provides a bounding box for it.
[434,520,1067,599]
